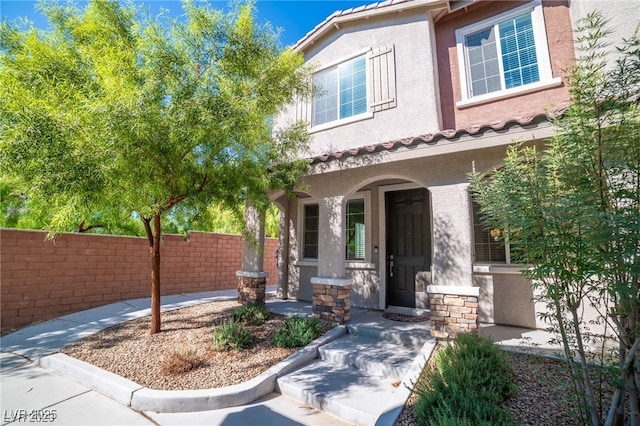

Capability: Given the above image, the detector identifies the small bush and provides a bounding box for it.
[273,317,322,348]
[232,304,270,326]
[212,320,253,351]
[413,332,516,426]
[160,347,206,375]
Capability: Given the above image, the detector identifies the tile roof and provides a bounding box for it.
[309,107,567,164]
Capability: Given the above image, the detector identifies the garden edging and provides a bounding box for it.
[40,325,348,413]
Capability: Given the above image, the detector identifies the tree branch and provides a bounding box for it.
[77,220,105,233]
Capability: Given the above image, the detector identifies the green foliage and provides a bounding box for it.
[0,0,310,234]
[232,304,270,326]
[469,12,639,426]
[211,320,253,351]
[0,0,311,332]
[413,333,516,426]
[164,202,282,238]
[272,317,321,348]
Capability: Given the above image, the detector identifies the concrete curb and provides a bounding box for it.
[131,372,278,413]
[41,325,348,413]
[40,354,143,406]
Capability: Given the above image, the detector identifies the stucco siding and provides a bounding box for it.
[476,272,538,328]
[568,0,640,67]
[275,10,441,157]
[436,0,575,130]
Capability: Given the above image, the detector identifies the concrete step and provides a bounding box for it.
[318,334,418,381]
[346,323,431,350]
[276,358,406,426]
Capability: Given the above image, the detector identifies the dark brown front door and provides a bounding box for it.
[386,188,431,308]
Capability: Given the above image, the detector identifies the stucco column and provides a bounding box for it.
[276,206,290,299]
[316,195,346,278]
[428,183,474,288]
[427,183,477,338]
[311,195,352,323]
[237,201,268,305]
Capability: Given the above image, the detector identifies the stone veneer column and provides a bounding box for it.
[311,195,352,323]
[237,202,267,305]
[427,285,479,338]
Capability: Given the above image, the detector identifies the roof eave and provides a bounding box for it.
[293,0,448,52]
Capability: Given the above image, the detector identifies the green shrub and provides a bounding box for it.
[212,320,252,351]
[273,317,322,348]
[413,332,516,426]
[232,304,270,325]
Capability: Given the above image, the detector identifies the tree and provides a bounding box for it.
[0,0,311,334]
[470,13,639,425]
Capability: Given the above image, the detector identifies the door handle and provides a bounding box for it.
[389,254,394,277]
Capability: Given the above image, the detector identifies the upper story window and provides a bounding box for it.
[298,46,396,131]
[456,0,560,107]
[312,55,368,127]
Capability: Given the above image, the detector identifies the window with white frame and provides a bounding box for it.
[456,0,557,104]
[346,198,366,261]
[312,55,368,127]
[299,195,369,262]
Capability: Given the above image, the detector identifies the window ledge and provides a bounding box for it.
[294,260,376,270]
[346,262,376,270]
[310,111,374,134]
[456,77,563,109]
[473,264,531,275]
[295,260,318,267]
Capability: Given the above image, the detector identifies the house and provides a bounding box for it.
[237,0,637,337]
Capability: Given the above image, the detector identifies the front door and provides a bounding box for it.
[386,188,431,308]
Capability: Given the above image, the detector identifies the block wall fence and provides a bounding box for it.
[0,229,279,334]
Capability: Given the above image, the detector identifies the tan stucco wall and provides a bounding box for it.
[275,9,442,156]
[436,0,575,130]
[568,0,640,67]
[476,272,538,328]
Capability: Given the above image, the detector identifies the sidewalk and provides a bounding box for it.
[1,287,567,426]
[0,287,353,426]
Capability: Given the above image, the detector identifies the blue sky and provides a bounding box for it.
[0,0,373,46]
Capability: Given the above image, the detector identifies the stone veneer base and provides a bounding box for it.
[236,271,268,306]
[427,286,479,339]
[312,280,351,323]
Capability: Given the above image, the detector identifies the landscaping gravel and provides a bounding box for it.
[395,348,618,426]
[62,299,333,391]
[62,299,616,424]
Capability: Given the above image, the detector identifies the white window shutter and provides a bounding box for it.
[368,44,397,112]
[294,94,312,125]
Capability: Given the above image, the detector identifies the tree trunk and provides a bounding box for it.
[150,214,162,334]
[570,307,601,426]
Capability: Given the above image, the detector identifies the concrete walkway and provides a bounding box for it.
[1,287,564,426]
[1,288,354,425]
